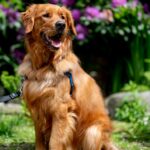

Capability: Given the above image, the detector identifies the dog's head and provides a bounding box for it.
[21,4,76,51]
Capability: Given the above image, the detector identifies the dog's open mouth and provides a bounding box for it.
[40,32,62,49]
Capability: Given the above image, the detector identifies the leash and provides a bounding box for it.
[0,76,25,103]
[0,91,21,103]
[0,72,74,103]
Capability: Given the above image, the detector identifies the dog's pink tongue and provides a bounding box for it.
[51,40,61,48]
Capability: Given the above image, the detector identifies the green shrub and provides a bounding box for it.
[115,94,146,122]
[132,113,150,141]
[115,93,150,141]
[0,71,20,93]
[122,80,149,92]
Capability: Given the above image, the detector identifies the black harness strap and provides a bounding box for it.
[64,71,74,96]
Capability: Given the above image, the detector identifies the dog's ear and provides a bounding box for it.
[62,7,77,36]
[21,5,36,34]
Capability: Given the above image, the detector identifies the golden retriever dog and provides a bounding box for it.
[18,4,117,150]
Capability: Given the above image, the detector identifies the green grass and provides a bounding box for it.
[0,113,35,150]
[0,114,150,150]
[112,121,150,150]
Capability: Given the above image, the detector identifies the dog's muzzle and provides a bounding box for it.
[40,21,66,50]
[55,21,66,33]
[40,32,63,49]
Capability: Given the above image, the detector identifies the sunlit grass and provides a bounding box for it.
[0,114,35,145]
[0,114,150,150]
[112,121,150,150]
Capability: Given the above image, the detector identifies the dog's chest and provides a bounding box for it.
[23,72,71,103]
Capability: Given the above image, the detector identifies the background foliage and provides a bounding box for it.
[115,93,150,141]
[1,0,150,95]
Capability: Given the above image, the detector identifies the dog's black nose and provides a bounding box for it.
[55,21,65,31]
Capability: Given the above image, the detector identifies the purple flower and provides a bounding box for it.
[98,10,113,22]
[85,7,100,20]
[12,49,25,64]
[0,4,3,10]
[49,0,59,4]
[76,24,88,40]
[143,3,150,14]
[132,0,138,7]
[61,0,75,6]
[17,27,25,41]
[49,0,75,6]
[7,8,20,24]
[0,4,8,14]
[99,12,108,20]
[72,9,81,22]
[128,0,139,8]
[112,0,127,7]
[0,4,20,24]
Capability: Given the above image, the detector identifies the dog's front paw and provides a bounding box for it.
[103,142,119,150]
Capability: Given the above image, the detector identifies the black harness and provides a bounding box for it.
[0,71,74,103]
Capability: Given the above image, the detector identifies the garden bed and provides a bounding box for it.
[0,143,34,150]
[0,114,149,150]
[0,113,35,150]
[112,121,150,150]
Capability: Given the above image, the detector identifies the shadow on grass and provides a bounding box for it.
[0,143,35,150]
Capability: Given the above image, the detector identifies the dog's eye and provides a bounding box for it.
[61,15,65,20]
[42,13,50,18]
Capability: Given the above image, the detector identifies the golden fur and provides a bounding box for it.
[18,4,117,150]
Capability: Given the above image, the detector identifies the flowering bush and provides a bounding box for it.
[112,0,127,7]
[48,0,149,46]
[49,0,113,41]
[1,0,150,94]
[49,0,150,93]
[0,0,24,75]
[0,5,20,28]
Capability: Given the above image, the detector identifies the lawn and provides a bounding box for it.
[0,114,149,150]
[112,121,150,150]
[0,114,35,150]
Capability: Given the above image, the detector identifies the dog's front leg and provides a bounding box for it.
[35,125,46,150]
[49,103,76,150]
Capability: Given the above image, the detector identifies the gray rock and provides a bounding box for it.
[0,103,22,114]
[105,91,150,118]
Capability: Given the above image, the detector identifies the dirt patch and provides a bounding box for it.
[0,143,35,150]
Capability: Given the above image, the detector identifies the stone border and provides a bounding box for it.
[105,91,150,118]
